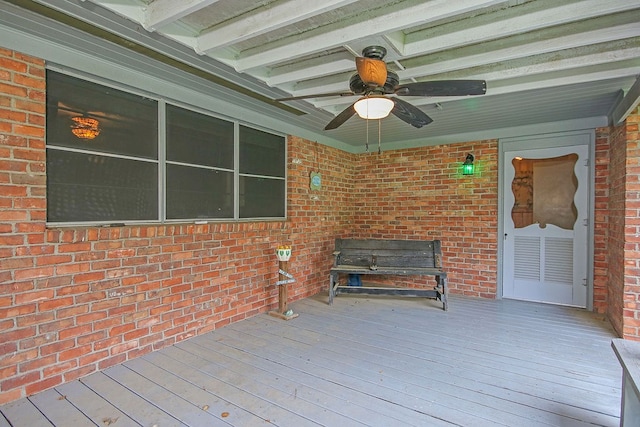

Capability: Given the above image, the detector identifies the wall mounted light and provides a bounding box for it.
[354,96,394,119]
[463,153,475,175]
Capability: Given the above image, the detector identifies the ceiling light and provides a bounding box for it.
[70,116,100,140]
[354,96,394,119]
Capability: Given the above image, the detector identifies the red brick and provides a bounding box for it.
[14,290,54,304]
[1,371,41,392]
[24,375,62,396]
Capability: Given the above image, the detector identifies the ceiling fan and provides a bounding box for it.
[277,46,486,130]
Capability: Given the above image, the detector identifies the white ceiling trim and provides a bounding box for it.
[195,0,360,54]
[143,0,221,31]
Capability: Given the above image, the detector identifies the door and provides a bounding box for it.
[502,144,589,307]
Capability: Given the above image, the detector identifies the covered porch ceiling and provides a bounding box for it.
[4,0,640,150]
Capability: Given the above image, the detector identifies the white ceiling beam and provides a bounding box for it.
[232,0,511,71]
[267,59,355,86]
[611,76,640,125]
[196,0,359,54]
[473,51,640,82]
[412,67,640,106]
[142,0,221,32]
[399,23,640,80]
[399,0,640,57]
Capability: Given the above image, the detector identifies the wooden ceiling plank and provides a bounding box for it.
[467,48,640,82]
[410,66,640,106]
[267,59,355,86]
[195,0,359,54]
[143,0,221,32]
[232,0,511,71]
[402,0,640,57]
[400,23,640,80]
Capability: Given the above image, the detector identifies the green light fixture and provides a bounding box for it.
[462,153,475,175]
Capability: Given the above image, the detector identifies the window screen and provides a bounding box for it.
[46,71,158,159]
[239,176,286,218]
[166,164,233,219]
[47,150,158,222]
[166,104,233,169]
[239,125,286,177]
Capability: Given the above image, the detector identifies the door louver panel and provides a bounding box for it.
[514,236,540,280]
[545,237,573,284]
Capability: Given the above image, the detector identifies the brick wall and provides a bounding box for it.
[606,107,640,339]
[349,141,498,298]
[607,122,626,337]
[624,109,640,339]
[616,108,640,340]
[593,128,610,314]
[0,48,356,403]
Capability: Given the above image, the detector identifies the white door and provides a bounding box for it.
[502,144,589,307]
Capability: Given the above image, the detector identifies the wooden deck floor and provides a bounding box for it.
[1,294,622,426]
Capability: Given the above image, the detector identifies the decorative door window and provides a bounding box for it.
[511,154,578,230]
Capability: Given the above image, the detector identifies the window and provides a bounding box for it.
[239,125,286,219]
[46,70,286,224]
[166,105,234,220]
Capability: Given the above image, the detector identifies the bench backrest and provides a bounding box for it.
[334,239,443,269]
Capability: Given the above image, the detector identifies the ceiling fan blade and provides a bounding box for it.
[391,98,433,128]
[395,80,487,97]
[355,57,387,87]
[324,103,356,130]
[276,91,355,101]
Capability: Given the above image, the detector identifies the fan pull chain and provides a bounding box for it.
[378,119,382,154]
[365,117,369,153]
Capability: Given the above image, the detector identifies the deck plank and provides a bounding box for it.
[28,388,95,427]
[0,295,622,427]
[130,350,324,427]
[0,397,53,427]
[79,371,187,427]
[102,364,231,426]
[55,380,140,427]
[124,356,283,426]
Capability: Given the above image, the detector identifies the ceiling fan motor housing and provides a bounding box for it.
[349,70,399,94]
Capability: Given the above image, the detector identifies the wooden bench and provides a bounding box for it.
[329,238,448,310]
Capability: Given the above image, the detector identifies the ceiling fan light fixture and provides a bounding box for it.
[354,96,394,120]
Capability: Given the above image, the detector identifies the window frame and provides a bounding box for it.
[45,68,287,227]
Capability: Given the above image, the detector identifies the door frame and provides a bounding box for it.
[497,130,596,310]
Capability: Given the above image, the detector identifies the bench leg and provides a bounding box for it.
[329,273,336,305]
[441,277,448,311]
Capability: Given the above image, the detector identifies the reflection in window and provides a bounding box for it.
[511,154,578,229]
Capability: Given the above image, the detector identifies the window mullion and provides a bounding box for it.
[234,121,240,220]
[158,100,167,222]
